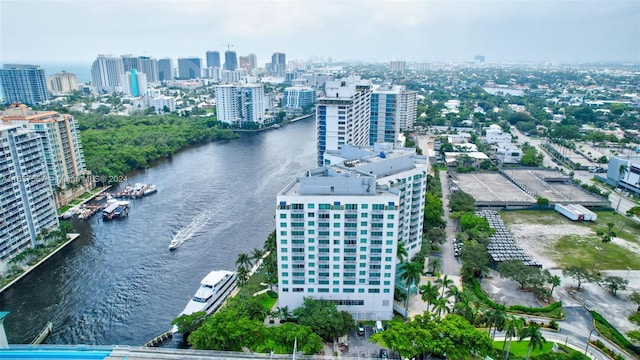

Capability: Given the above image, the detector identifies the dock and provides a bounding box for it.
[31,321,53,344]
[143,329,172,347]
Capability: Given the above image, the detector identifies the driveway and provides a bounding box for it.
[440,170,461,277]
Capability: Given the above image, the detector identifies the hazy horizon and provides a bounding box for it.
[1,0,639,66]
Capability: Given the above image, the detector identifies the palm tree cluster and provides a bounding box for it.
[235,231,278,287]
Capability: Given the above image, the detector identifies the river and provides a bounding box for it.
[0,118,316,345]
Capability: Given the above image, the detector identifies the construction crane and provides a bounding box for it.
[220,43,234,51]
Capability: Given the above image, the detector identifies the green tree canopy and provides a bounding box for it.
[293,298,354,342]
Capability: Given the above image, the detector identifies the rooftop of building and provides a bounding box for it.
[279,167,399,198]
[1,103,64,122]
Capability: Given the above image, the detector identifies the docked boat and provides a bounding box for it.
[102,197,130,220]
[143,184,157,196]
[172,270,237,333]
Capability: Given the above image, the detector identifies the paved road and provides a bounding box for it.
[439,170,461,277]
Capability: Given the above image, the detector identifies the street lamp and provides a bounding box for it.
[585,329,597,356]
[627,267,632,282]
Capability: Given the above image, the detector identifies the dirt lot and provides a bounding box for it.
[500,211,640,270]
[487,210,640,341]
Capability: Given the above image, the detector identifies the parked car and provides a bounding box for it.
[357,323,365,336]
[379,349,389,359]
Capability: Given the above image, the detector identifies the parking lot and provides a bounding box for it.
[343,324,393,359]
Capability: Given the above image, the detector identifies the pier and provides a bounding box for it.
[31,322,53,344]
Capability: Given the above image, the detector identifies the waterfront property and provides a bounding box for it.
[276,166,400,320]
[324,143,428,259]
[0,123,59,274]
[1,103,92,208]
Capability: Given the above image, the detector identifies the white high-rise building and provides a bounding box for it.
[399,89,417,132]
[316,78,372,166]
[0,123,59,273]
[390,61,406,72]
[215,84,267,125]
[277,167,400,320]
[121,69,148,97]
[324,143,428,259]
[91,54,124,94]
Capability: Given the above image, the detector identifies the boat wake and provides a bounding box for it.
[169,210,211,250]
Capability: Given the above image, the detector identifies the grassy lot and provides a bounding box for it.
[500,210,640,270]
[238,267,269,298]
[255,292,277,310]
[555,234,640,269]
[494,340,554,358]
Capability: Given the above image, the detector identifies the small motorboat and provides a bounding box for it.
[169,238,180,251]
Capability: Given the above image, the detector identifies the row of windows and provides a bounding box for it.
[281,255,393,262]
[282,271,392,278]
[280,203,395,211]
[280,213,395,220]
[280,230,395,237]
[281,288,389,294]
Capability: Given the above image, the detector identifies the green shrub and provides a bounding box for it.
[508,301,562,314]
[471,278,506,310]
[591,311,640,356]
[266,290,278,298]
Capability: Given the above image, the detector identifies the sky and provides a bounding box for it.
[1,0,639,66]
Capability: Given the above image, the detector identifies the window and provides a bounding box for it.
[333,214,341,219]
[368,288,380,293]
[308,204,315,209]
[280,240,287,244]
[308,221,315,226]
[360,222,368,226]
[280,214,287,219]
[361,204,368,209]
[280,231,287,235]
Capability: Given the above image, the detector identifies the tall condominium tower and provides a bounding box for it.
[224,51,238,71]
[369,84,417,145]
[46,71,78,94]
[121,55,158,83]
[239,56,252,70]
[1,104,89,207]
[139,56,159,83]
[177,57,202,79]
[271,52,286,76]
[316,77,372,166]
[206,51,221,68]
[248,54,257,70]
[215,84,267,125]
[324,143,428,259]
[0,64,49,105]
[0,123,59,273]
[91,54,124,94]
[157,58,173,81]
[276,166,400,320]
[121,69,148,97]
[390,61,406,72]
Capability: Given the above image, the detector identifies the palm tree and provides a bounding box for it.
[432,296,451,318]
[435,274,454,299]
[399,261,424,319]
[453,293,477,324]
[618,163,628,189]
[596,222,616,272]
[263,231,276,253]
[235,252,252,271]
[549,275,561,295]
[236,266,249,286]
[503,316,525,360]
[519,323,546,360]
[419,281,440,312]
[397,242,408,262]
[446,284,463,305]
[250,248,265,265]
[488,307,507,339]
[429,257,443,275]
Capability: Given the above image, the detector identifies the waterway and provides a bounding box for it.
[0,118,316,345]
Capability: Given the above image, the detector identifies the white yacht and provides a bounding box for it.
[172,270,237,333]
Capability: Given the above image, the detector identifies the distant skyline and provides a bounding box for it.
[1,0,639,66]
